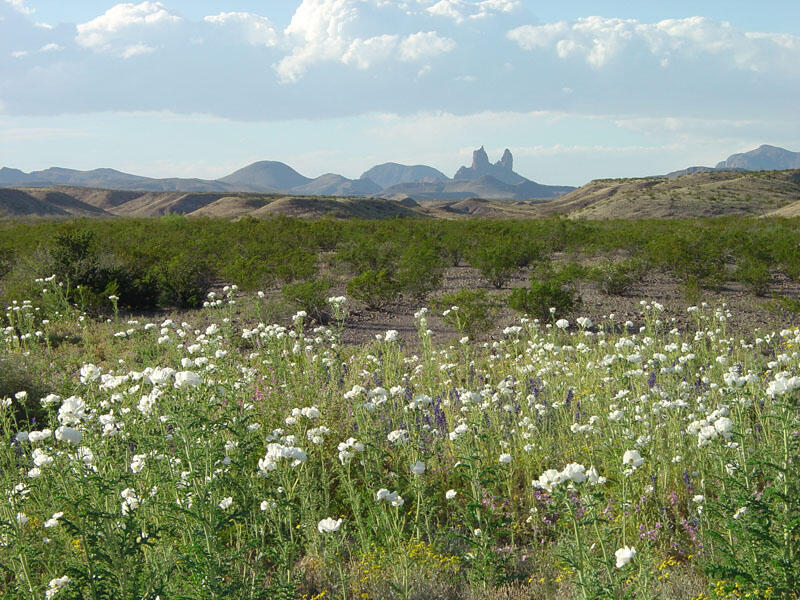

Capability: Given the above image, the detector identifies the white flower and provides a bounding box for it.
[32,448,54,467]
[44,512,64,528]
[55,426,82,445]
[130,454,146,474]
[410,460,426,475]
[45,575,70,599]
[622,449,644,469]
[555,319,569,330]
[615,545,636,568]
[498,453,512,465]
[58,396,88,425]
[174,371,201,388]
[16,512,28,526]
[79,364,101,384]
[317,517,342,534]
[586,466,606,485]
[446,489,457,500]
[387,429,408,444]
[576,317,592,329]
[375,488,404,507]
[218,496,233,510]
[384,330,399,342]
[562,462,587,484]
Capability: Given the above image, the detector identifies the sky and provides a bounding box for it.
[1,0,799,186]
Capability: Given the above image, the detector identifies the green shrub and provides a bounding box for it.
[281,279,332,324]
[272,249,317,284]
[433,289,501,338]
[396,241,444,301]
[154,256,214,309]
[0,355,49,428]
[591,259,642,296]
[508,277,580,321]
[734,258,771,296]
[469,239,544,289]
[346,270,399,310]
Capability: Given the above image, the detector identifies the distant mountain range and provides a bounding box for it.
[667,145,800,178]
[3,168,798,220]
[4,144,798,203]
[0,147,573,201]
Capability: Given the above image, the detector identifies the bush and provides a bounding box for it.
[396,241,444,301]
[734,258,771,296]
[281,279,332,324]
[469,239,544,289]
[508,277,580,321]
[591,259,642,296]
[0,356,49,428]
[433,289,501,338]
[154,256,214,309]
[346,270,399,310]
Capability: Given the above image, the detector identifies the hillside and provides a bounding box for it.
[359,163,449,188]
[530,170,800,219]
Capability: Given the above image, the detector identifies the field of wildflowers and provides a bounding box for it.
[2,277,799,599]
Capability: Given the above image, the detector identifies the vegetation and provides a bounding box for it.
[2,216,800,320]
[1,272,799,599]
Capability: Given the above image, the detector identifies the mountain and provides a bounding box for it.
[716,144,800,171]
[1,146,575,200]
[359,163,449,188]
[290,174,382,196]
[0,166,238,193]
[453,147,527,185]
[380,174,572,202]
[667,145,800,178]
[217,161,310,192]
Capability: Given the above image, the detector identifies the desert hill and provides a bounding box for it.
[360,163,449,188]
[528,170,800,219]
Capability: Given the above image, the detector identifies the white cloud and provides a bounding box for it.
[121,43,155,58]
[5,0,33,15]
[507,16,800,72]
[276,0,455,82]
[40,43,62,52]
[76,1,181,53]
[11,50,29,58]
[426,0,520,24]
[204,12,279,47]
[399,31,455,60]
[342,34,399,69]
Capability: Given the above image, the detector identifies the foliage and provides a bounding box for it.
[508,271,581,321]
[346,270,399,310]
[396,240,444,301]
[703,395,800,599]
[433,289,501,338]
[591,259,643,296]
[281,279,332,324]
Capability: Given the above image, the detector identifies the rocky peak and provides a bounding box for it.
[471,146,490,170]
[497,148,513,171]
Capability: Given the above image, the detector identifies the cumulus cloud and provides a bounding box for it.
[5,0,33,15]
[425,0,520,24]
[275,0,455,82]
[507,16,800,72]
[204,12,279,47]
[76,1,181,55]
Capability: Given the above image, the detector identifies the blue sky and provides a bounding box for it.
[1,0,799,186]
